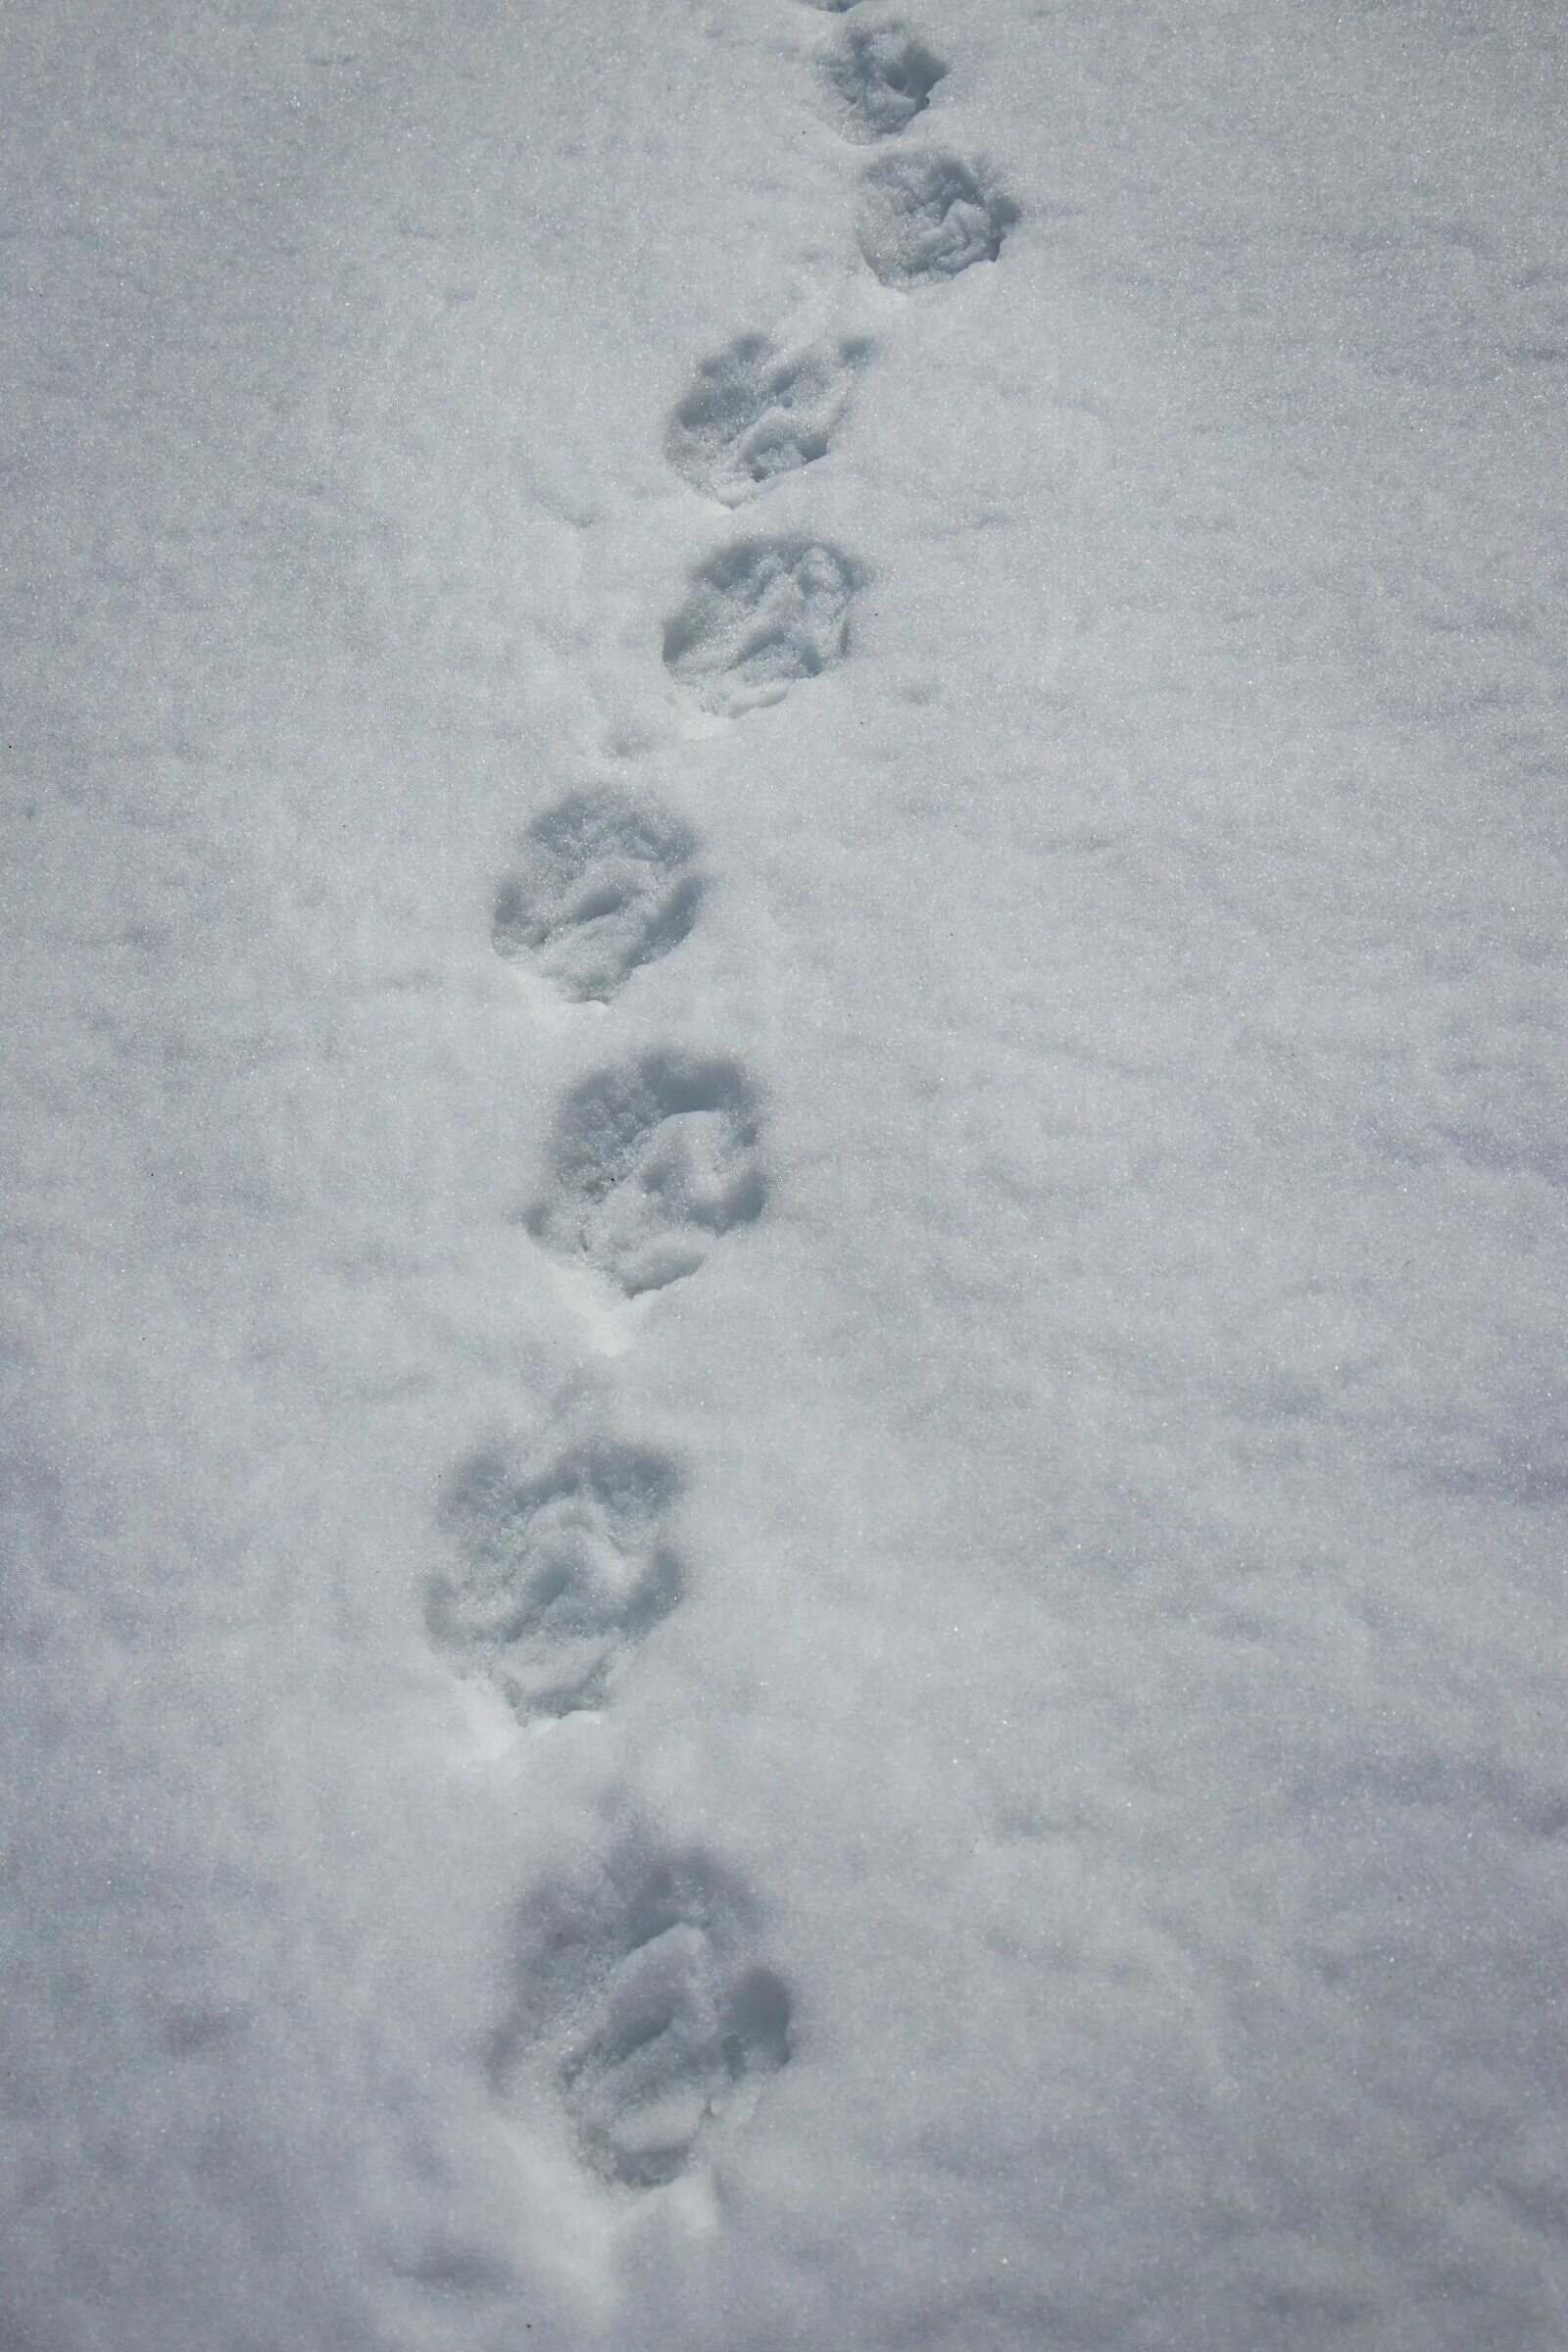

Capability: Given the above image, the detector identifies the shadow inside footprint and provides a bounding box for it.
[528,1050,767,1297]
[858,150,1016,287]
[666,333,871,505]
[492,784,703,1002]
[428,1438,684,1717]
[662,538,858,717]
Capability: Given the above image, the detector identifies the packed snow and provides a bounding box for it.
[3,1,1566,2347]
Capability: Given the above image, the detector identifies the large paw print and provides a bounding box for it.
[527,1051,767,1298]
[666,333,870,505]
[663,538,858,717]
[818,21,947,143]
[493,1849,792,2188]
[491,784,703,1003]
[857,151,1015,287]
[428,1438,684,1719]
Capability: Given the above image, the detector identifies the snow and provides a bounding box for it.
[3,0,1566,2346]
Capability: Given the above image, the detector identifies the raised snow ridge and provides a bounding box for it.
[666,333,870,505]
[491,783,703,1002]
[857,151,1015,287]
[819,22,947,143]
[527,1049,767,1297]
[663,537,857,716]
[428,1438,683,1718]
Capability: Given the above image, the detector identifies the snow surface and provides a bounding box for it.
[3,0,1567,2346]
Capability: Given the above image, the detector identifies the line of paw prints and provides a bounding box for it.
[800,5,1016,296]
[431,0,1016,2199]
[657,2,1017,715]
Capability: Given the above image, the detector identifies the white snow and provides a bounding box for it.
[3,1,1566,2347]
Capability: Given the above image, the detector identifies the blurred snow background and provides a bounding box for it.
[3,1,1566,2346]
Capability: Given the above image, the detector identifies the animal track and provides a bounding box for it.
[495,1851,792,2188]
[857,151,1015,287]
[527,1050,766,1298]
[428,1439,684,1718]
[663,538,857,716]
[490,784,703,1003]
[819,22,947,142]
[666,334,871,505]
[565,1927,790,2187]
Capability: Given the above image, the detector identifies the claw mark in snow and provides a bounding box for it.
[819,22,947,143]
[428,1438,683,1719]
[491,784,703,1003]
[666,334,870,505]
[493,1851,792,2189]
[857,151,1015,287]
[528,1050,767,1297]
[663,538,857,716]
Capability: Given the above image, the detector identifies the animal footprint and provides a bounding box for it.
[818,22,947,143]
[663,538,857,716]
[857,151,1015,287]
[666,333,870,505]
[428,1439,683,1719]
[527,1050,766,1298]
[496,1852,792,2188]
[491,784,703,1003]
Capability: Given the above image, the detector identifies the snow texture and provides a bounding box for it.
[4,0,1568,2347]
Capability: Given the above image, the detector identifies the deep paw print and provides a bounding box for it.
[857,150,1016,287]
[666,333,871,506]
[564,1927,790,2188]
[428,1438,684,1719]
[818,21,947,143]
[491,784,703,1003]
[494,1850,792,2189]
[662,537,858,717]
[527,1049,767,1298]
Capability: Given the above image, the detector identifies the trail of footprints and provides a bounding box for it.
[427,0,1017,2199]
